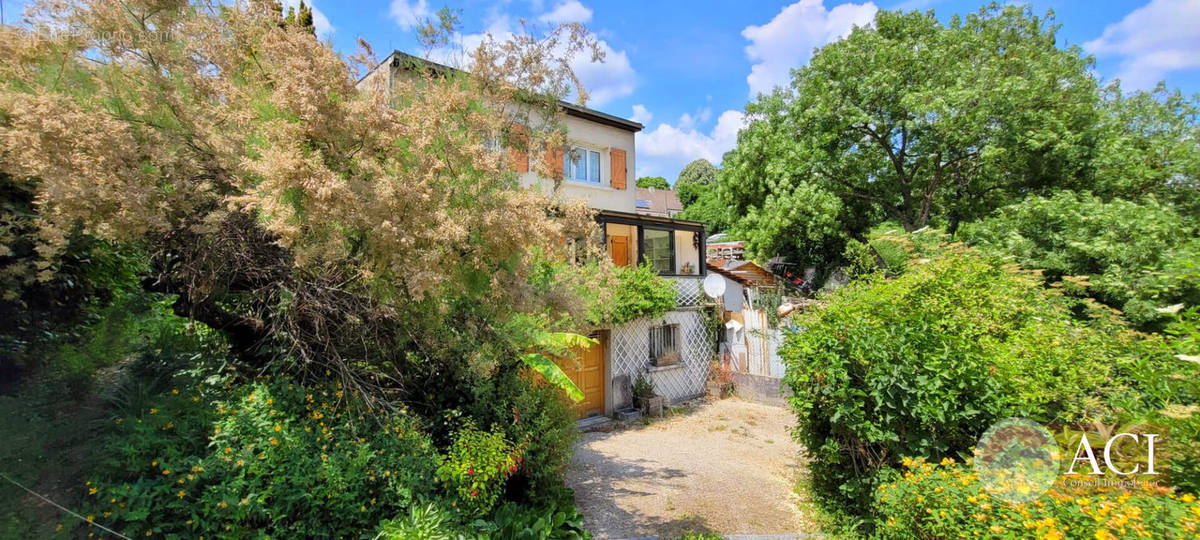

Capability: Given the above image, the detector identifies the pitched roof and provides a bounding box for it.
[706,259,780,288]
[366,51,643,133]
[634,187,683,216]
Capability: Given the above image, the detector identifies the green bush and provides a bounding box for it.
[959,191,1200,329]
[436,424,520,517]
[586,263,677,326]
[873,458,1200,539]
[460,364,579,503]
[81,380,441,537]
[376,489,588,539]
[781,252,1200,515]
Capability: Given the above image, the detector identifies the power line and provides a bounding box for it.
[0,472,132,539]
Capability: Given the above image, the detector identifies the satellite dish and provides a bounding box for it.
[703,273,726,299]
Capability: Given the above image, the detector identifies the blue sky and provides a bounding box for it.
[4,0,1199,180]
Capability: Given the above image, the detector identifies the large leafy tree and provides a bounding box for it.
[635,175,669,189]
[674,158,717,207]
[1091,82,1200,214]
[722,5,1098,265]
[0,0,601,401]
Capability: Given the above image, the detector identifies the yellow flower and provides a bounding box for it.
[902,457,914,467]
[88,487,97,495]
[941,457,955,466]
[87,515,94,523]
[236,459,245,466]
[149,408,157,415]
[162,469,170,475]
[270,438,279,446]
[1183,494,1196,503]
[171,389,179,395]
[177,490,185,499]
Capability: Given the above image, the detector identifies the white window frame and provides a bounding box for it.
[564,144,605,185]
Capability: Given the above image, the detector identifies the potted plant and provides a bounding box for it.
[707,361,735,399]
[632,373,665,417]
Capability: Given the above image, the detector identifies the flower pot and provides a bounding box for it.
[638,395,665,417]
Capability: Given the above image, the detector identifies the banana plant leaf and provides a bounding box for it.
[520,353,585,402]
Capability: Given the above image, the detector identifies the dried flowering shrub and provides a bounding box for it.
[0,0,610,396]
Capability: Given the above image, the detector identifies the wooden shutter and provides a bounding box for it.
[507,125,529,173]
[545,145,564,179]
[610,148,627,190]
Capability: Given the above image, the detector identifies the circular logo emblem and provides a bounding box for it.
[973,417,1061,503]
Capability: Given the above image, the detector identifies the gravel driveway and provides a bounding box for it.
[566,399,813,539]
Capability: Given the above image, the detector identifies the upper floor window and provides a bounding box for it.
[564,146,602,184]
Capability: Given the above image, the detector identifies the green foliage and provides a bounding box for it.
[722,4,1101,266]
[872,459,1200,539]
[674,159,718,207]
[959,191,1200,329]
[585,263,677,326]
[436,424,520,517]
[460,367,579,502]
[632,373,656,401]
[81,380,441,537]
[635,176,670,189]
[781,252,1199,515]
[376,490,588,539]
[470,491,588,539]
[675,180,733,234]
[1091,82,1200,214]
[377,502,459,540]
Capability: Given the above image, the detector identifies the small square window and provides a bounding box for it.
[649,323,680,367]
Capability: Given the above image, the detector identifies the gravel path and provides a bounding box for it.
[566,399,813,539]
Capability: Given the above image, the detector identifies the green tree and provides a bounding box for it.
[635,175,669,189]
[722,5,1098,265]
[674,158,717,207]
[959,191,1200,329]
[1091,82,1200,213]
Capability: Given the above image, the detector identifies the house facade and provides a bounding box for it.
[360,52,715,419]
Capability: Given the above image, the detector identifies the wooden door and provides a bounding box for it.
[609,236,629,268]
[557,337,606,418]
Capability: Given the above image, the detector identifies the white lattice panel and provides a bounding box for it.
[674,277,704,307]
[609,309,715,408]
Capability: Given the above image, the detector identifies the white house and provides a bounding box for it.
[359,51,715,419]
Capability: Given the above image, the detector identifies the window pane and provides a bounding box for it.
[563,152,570,180]
[571,148,587,181]
[643,229,672,274]
[589,151,600,182]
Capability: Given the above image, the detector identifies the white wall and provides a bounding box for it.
[518,114,637,213]
[608,309,713,409]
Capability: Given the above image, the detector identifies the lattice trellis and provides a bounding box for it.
[609,309,715,408]
[674,277,704,307]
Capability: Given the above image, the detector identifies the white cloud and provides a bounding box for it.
[389,0,430,30]
[282,0,335,37]
[1085,0,1200,90]
[569,38,636,106]
[742,0,877,96]
[422,14,635,107]
[638,109,745,177]
[538,0,593,24]
[630,104,653,124]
